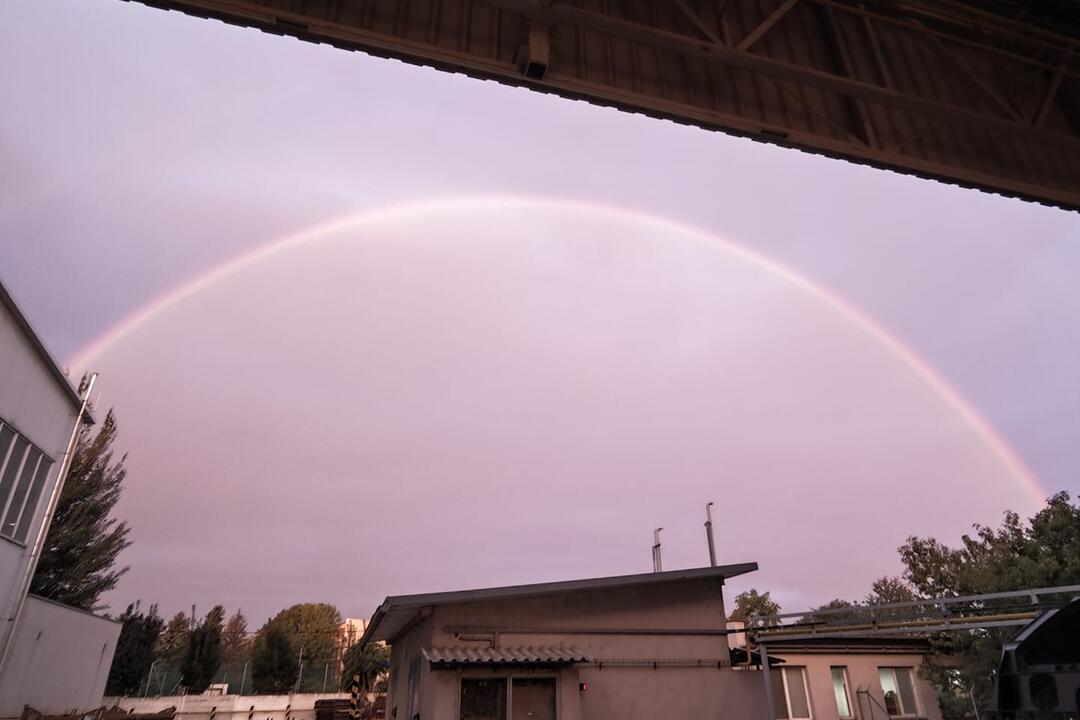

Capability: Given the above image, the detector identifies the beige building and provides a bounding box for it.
[360,564,768,720]
[360,565,946,720]
[756,637,944,720]
[339,617,370,653]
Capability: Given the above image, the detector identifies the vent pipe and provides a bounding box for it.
[705,501,717,567]
[652,527,663,572]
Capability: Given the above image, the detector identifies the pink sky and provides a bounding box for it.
[1,0,1078,624]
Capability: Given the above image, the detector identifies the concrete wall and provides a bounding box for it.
[391,577,767,720]
[0,595,121,717]
[0,296,82,656]
[108,694,352,720]
[769,651,943,720]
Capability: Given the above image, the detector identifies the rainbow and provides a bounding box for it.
[68,195,1044,506]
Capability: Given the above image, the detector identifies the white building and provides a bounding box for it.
[0,279,121,716]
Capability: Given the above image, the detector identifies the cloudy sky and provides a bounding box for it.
[2,0,1078,625]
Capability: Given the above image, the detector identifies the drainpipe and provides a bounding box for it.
[759,643,777,720]
[0,372,97,677]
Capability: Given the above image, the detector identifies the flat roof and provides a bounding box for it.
[361,562,758,645]
[0,277,87,416]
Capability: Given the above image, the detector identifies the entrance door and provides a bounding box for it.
[511,678,556,720]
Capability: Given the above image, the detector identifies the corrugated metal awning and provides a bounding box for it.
[423,646,591,668]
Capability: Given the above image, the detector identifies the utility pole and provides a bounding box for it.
[651,528,663,572]
[704,502,717,567]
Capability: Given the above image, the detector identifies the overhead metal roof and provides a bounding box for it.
[423,645,591,667]
[123,0,1080,209]
[361,562,758,645]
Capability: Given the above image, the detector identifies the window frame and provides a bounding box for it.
[878,666,919,718]
[773,666,813,720]
[0,420,55,547]
[457,672,559,720]
[830,666,854,719]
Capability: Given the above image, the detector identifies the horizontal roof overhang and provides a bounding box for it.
[760,636,933,654]
[361,562,758,646]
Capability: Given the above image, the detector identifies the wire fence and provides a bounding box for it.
[141,661,353,697]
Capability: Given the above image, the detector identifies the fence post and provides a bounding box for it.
[350,674,361,720]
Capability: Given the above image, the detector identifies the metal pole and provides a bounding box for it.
[652,527,663,572]
[239,661,249,695]
[0,372,96,676]
[295,643,305,693]
[760,643,777,720]
[323,662,329,694]
[705,502,717,567]
[144,659,160,697]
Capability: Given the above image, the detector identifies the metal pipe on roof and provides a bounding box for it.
[651,528,663,572]
[705,502,717,567]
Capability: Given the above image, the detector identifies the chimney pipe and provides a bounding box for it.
[705,502,717,567]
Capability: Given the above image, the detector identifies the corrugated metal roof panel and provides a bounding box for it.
[423,646,592,666]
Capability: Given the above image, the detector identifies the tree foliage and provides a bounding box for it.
[30,406,131,611]
[106,603,164,696]
[251,622,298,694]
[728,589,781,626]
[341,642,390,692]
[866,575,917,605]
[157,611,190,662]
[180,606,224,693]
[264,603,342,666]
[898,492,1080,720]
[223,610,250,662]
[800,597,860,625]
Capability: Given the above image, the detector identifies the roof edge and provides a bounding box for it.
[361,562,758,645]
[0,277,89,418]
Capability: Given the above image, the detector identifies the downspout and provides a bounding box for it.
[0,372,97,676]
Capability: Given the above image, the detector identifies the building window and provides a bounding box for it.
[0,421,54,544]
[772,667,812,719]
[460,678,507,720]
[830,667,853,718]
[459,677,556,720]
[878,667,919,717]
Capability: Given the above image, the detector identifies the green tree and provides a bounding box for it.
[866,576,917,605]
[898,492,1080,720]
[341,642,390,692]
[180,606,224,693]
[222,610,250,662]
[728,589,781,626]
[157,611,190,662]
[30,405,131,611]
[800,597,861,625]
[106,603,165,696]
[251,623,298,693]
[265,603,342,667]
